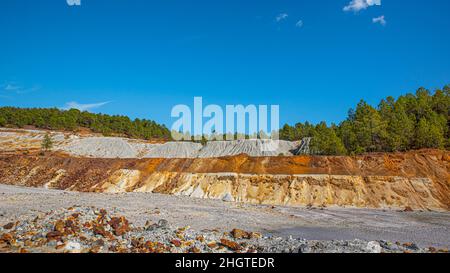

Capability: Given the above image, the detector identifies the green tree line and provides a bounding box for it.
[0,107,171,140]
[0,85,448,154]
[280,86,449,155]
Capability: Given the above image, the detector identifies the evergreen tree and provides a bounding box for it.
[352,100,387,153]
[310,122,347,155]
[379,98,415,151]
[415,118,444,149]
[0,107,171,140]
[279,124,295,141]
[337,120,359,154]
[41,133,53,152]
[279,85,449,154]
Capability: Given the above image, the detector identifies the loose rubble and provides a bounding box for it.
[0,207,446,253]
[61,137,139,158]
[0,128,310,158]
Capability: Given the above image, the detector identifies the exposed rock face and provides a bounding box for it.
[135,173,446,210]
[0,150,448,211]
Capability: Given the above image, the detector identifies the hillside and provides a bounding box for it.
[0,147,448,211]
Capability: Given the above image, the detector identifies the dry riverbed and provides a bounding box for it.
[0,184,449,253]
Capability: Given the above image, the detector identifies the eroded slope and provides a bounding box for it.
[0,150,448,211]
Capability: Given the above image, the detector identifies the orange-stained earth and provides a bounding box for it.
[0,149,448,211]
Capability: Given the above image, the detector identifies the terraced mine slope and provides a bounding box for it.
[0,149,448,211]
[0,128,305,158]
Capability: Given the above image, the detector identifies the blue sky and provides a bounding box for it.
[0,0,449,128]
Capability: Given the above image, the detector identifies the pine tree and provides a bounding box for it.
[41,133,53,152]
[379,99,415,151]
[352,100,387,153]
[415,118,445,149]
[310,122,347,155]
[279,124,295,141]
[337,120,358,154]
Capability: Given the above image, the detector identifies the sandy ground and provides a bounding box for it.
[0,184,449,249]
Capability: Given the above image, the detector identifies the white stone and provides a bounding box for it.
[366,241,382,253]
[222,193,234,202]
[64,241,82,253]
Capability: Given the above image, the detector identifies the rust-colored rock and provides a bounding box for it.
[0,233,14,244]
[250,232,262,239]
[24,240,34,247]
[170,239,182,247]
[230,229,262,239]
[54,220,65,233]
[46,231,63,241]
[188,247,201,253]
[207,242,217,248]
[92,224,109,238]
[3,222,14,230]
[89,246,102,253]
[55,243,66,250]
[108,216,130,236]
[131,238,143,248]
[220,239,242,251]
[231,229,250,239]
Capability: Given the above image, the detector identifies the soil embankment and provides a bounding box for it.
[0,150,448,211]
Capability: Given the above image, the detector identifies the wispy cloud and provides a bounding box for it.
[276,13,288,22]
[372,15,386,26]
[63,101,111,111]
[4,84,21,91]
[343,0,381,12]
[1,82,41,94]
[295,20,304,28]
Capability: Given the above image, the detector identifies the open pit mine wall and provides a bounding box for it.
[0,150,448,211]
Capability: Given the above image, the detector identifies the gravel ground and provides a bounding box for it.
[0,184,449,251]
[1,206,442,253]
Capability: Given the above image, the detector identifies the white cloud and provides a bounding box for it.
[1,82,40,94]
[66,0,81,6]
[63,101,110,111]
[4,84,21,91]
[343,0,381,12]
[295,20,304,28]
[276,13,288,22]
[372,15,386,25]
